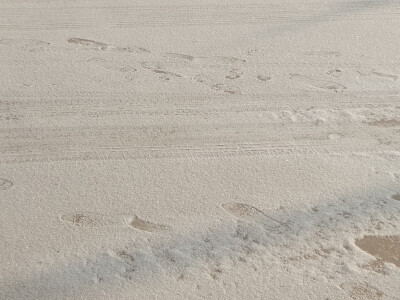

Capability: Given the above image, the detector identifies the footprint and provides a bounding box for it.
[392,173,400,180]
[193,74,211,84]
[355,235,400,268]
[115,250,136,276]
[339,282,384,300]
[391,194,400,201]
[0,38,50,52]
[367,119,400,127]
[141,62,182,81]
[87,58,137,73]
[116,46,150,54]
[256,75,271,82]
[222,203,265,218]
[129,216,171,233]
[211,83,239,94]
[60,212,119,227]
[359,259,387,274]
[222,203,285,226]
[194,74,240,94]
[153,69,183,81]
[217,56,246,64]
[225,69,243,80]
[162,52,195,61]
[67,38,112,51]
[302,50,340,57]
[357,69,398,82]
[196,56,246,67]
[0,178,13,190]
[290,74,346,92]
[328,133,342,140]
[141,61,163,70]
[68,38,150,53]
[370,70,398,81]
[326,69,342,77]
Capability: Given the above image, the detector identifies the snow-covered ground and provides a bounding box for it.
[1,0,399,298]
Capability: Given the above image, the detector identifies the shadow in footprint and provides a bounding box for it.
[0,178,13,190]
[130,216,171,233]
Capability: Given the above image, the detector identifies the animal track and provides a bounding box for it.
[0,178,13,190]
[225,69,243,80]
[290,74,346,92]
[129,216,171,233]
[60,212,119,227]
[339,282,384,300]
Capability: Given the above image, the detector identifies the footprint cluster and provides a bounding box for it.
[3,38,397,96]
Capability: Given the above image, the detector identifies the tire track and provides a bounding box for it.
[1,3,399,29]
